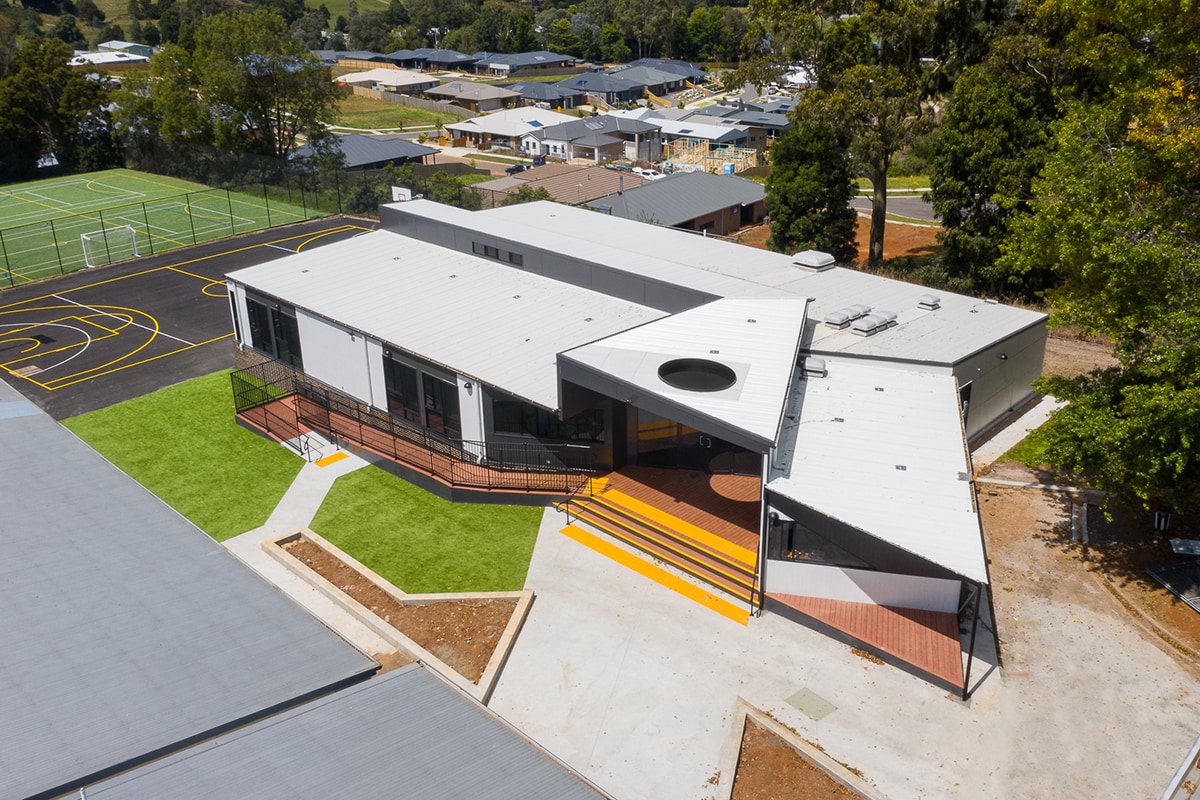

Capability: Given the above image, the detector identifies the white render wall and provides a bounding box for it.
[295,310,372,403]
[765,560,961,614]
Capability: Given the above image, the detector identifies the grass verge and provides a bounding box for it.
[63,370,303,541]
[310,466,543,593]
[856,175,931,191]
[469,153,528,165]
[1000,425,1052,468]
[336,94,452,131]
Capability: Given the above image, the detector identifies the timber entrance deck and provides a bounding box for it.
[770,593,965,689]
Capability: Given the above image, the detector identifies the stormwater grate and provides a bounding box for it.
[785,688,837,721]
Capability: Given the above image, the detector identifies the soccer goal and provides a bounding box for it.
[81,224,139,268]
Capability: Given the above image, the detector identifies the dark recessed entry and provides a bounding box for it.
[657,358,737,392]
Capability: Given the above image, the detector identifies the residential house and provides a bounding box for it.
[292,134,437,170]
[97,39,153,58]
[472,163,648,206]
[473,50,577,77]
[553,72,644,106]
[390,48,479,72]
[426,80,521,112]
[604,65,689,98]
[623,57,708,83]
[335,68,439,94]
[522,115,662,163]
[504,80,585,109]
[444,107,576,151]
[586,171,767,235]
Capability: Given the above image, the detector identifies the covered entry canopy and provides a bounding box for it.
[559,297,809,452]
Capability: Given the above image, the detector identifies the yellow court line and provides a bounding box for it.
[0,364,53,390]
[560,524,748,625]
[0,224,355,310]
[201,281,228,297]
[0,337,42,354]
[597,488,759,567]
[296,227,358,252]
[43,332,233,391]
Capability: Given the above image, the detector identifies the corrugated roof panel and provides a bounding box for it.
[767,359,988,582]
[0,380,376,800]
[585,172,764,228]
[87,666,609,799]
[226,230,666,410]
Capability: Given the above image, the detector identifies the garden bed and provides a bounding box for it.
[283,537,516,683]
[732,720,862,799]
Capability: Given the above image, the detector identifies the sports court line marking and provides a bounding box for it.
[263,243,297,253]
[43,332,234,390]
[51,294,197,346]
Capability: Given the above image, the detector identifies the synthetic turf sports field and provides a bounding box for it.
[0,218,373,419]
[0,168,315,285]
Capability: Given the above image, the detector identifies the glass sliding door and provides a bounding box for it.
[383,356,422,424]
[422,374,461,439]
[245,296,303,368]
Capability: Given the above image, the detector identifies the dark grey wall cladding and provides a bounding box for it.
[0,379,375,800]
[379,205,716,312]
[765,490,967,584]
[558,355,771,452]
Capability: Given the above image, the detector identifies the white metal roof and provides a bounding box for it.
[444,107,577,138]
[562,297,809,446]
[226,230,664,410]
[479,202,1046,364]
[336,68,435,88]
[767,359,988,582]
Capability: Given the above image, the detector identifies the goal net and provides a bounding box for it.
[81,225,139,268]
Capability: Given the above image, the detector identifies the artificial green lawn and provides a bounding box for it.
[1000,426,1053,469]
[63,371,304,541]
[310,466,543,593]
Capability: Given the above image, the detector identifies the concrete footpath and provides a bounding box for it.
[223,448,397,659]
[971,394,1066,470]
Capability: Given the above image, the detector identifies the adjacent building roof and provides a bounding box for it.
[97,39,143,50]
[445,107,576,139]
[604,65,688,89]
[336,67,437,90]
[406,48,478,66]
[325,49,390,62]
[624,57,708,83]
[562,297,809,449]
[85,665,610,800]
[69,51,149,65]
[466,202,1046,365]
[504,80,585,103]
[293,134,436,168]
[554,72,643,95]
[687,105,792,130]
[475,50,577,69]
[0,380,376,800]
[427,80,522,102]
[226,230,665,410]
[767,359,988,582]
[586,172,765,227]
[527,115,660,143]
[648,116,750,144]
[475,164,648,205]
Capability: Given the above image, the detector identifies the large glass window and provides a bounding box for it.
[383,356,421,424]
[423,374,461,439]
[246,297,302,368]
[492,399,605,442]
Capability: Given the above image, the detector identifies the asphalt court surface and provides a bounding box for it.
[0,217,375,419]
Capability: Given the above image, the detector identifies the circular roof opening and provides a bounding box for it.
[657,358,737,392]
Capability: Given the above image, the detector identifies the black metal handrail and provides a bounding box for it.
[231,356,594,494]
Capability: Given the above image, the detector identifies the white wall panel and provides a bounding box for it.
[766,560,961,613]
[295,310,371,403]
[365,338,386,410]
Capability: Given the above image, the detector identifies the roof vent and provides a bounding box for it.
[792,249,836,271]
[851,313,887,336]
[824,304,872,328]
[802,356,827,378]
[917,293,940,310]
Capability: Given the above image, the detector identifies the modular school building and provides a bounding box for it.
[226,200,1046,696]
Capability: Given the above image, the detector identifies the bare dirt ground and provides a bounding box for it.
[980,468,1200,671]
[736,218,941,262]
[1042,327,1120,378]
[731,720,860,800]
[284,539,517,683]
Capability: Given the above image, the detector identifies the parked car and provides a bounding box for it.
[633,167,665,180]
[505,163,527,175]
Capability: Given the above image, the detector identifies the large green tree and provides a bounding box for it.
[765,121,858,263]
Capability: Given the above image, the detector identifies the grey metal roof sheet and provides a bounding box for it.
[554,72,643,94]
[586,172,764,227]
[86,665,610,799]
[0,380,376,800]
[294,134,436,168]
[604,65,686,88]
[476,50,577,68]
[624,57,708,82]
[505,80,584,100]
[531,114,660,143]
[427,80,522,101]
[226,230,666,410]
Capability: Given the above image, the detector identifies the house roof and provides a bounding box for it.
[767,359,988,582]
[604,65,688,89]
[69,51,149,65]
[504,81,584,101]
[336,68,437,89]
[477,164,648,205]
[640,116,749,144]
[466,201,1046,366]
[293,134,436,168]
[687,105,792,130]
[554,72,643,95]
[97,39,142,50]
[427,80,521,102]
[528,115,660,142]
[0,380,376,800]
[586,172,765,227]
[84,665,610,800]
[409,48,478,65]
[444,107,576,138]
[475,50,577,68]
[329,50,390,61]
[562,297,809,449]
[226,230,666,411]
[625,57,708,82]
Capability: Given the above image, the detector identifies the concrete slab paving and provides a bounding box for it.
[971,394,1066,470]
[223,449,397,659]
[489,508,1198,800]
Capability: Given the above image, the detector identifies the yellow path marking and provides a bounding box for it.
[315,451,348,467]
[596,487,759,568]
[560,524,748,625]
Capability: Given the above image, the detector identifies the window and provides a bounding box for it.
[492,399,604,442]
[383,355,421,424]
[508,252,523,266]
[246,297,303,368]
[422,374,461,439]
[484,244,499,259]
[228,293,242,343]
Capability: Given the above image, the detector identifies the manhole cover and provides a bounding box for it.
[785,688,837,721]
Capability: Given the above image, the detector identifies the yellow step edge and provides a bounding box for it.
[596,488,759,568]
[572,502,755,591]
[560,525,749,625]
[314,451,349,467]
